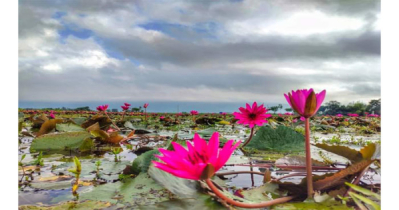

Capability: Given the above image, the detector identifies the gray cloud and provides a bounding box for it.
[19,0,381,104]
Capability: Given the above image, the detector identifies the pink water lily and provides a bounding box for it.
[124,103,131,107]
[233,102,272,128]
[284,88,326,198]
[153,132,241,180]
[336,114,343,117]
[143,103,149,108]
[49,110,55,119]
[96,104,109,112]
[190,110,199,115]
[121,105,130,111]
[284,89,326,118]
[160,116,165,119]
[368,114,379,117]
[300,116,305,121]
[348,113,359,117]
[284,112,293,116]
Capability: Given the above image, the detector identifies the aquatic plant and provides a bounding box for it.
[153,132,240,180]
[68,156,81,196]
[143,103,149,122]
[95,160,101,178]
[152,131,295,208]
[33,151,44,166]
[233,102,272,147]
[284,88,326,198]
[112,147,123,162]
[345,182,381,210]
[96,104,120,131]
[18,154,26,183]
[120,102,131,121]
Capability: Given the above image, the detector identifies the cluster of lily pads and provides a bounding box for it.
[18,89,380,209]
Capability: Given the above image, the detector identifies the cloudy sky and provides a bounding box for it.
[19,0,380,106]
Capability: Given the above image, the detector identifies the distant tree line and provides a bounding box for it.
[318,99,380,116]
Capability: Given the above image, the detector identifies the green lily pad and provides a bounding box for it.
[148,166,199,198]
[140,194,224,210]
[124,121,136,129]
[56,123,85,132]
[246,126,305,152]
[30,131,93,153]
[240,183,280,202]
[79,173,170,205]
[71,117,87,126]
[196,128,218,138]
[131,150,160,174]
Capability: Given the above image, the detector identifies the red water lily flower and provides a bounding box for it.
[284,89,326,118]
[143,103,149,108]
[121,105,130,111]
[153,132,241,180]
[190,110,199,115]
[233,102,272,128]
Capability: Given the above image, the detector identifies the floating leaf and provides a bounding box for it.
[81,116,111,129]
[71,117,87,126]
[124,121,136,129]
[246,126,305,152]
[275,155,328,167]
[86,122,100,132]
[359,143,377,160]
[108,131,124,144]
[196,127,218,138]
[90,130,109,141]
[90,130,124,144]
[37,119,64,137]
[240,183,278,202]
[314,144,377,163]
[30,131,93,153]
[131,150,160,174]
[56,123,85,132]
[79,173,170,206]
[148,166,199,198]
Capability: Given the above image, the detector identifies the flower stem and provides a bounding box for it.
[121,111,126,121]
[305,117,313,198]
[205,179,295,208]
[105,112,120,131]
[241,127,255,147]
[215,171,266,176]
